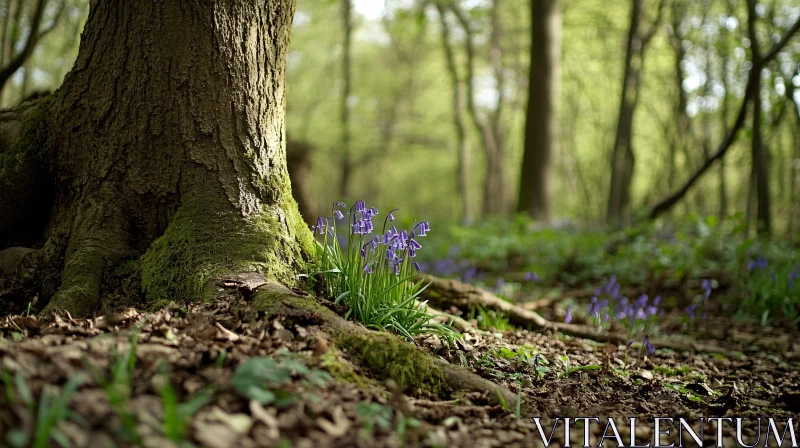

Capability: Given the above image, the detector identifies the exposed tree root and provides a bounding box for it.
[421,275,738,357]
[421,275,550,329]
[250,282,527,414]
[42,203,128,316]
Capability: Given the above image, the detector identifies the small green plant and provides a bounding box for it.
[469,306,513,331]
[231,352,332,408]
[556,355,602,378]
[311,201,456,342]
[5,371,86,448]
[355,402,392,440]
[663,382,704,403]
[158,376,214,442]
[95,332,142,445]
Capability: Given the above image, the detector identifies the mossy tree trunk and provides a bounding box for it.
[0,0,313,316]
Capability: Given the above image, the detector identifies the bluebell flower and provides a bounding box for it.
[564,306,573,323]
[788,271,798,290]
[643,334,655,356]
[333,210,344,220]
[363,263,373,274]
[334,201,346,208]
[626,340,634,350]
[354,200,366,213]
[494,278,505,293]
[524,272,541,282]
[685,303,698,319]
[413,262,421,271]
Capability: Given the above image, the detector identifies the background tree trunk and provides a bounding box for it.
[746,0,771,236]
[436,4,473,225]
[287,139,316,225]
[517,0,560,221]
[0,0,311,316]
[339,0,353,198]
[606,0,662,227]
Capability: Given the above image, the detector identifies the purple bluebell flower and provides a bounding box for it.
[652,296,661,307]
[533,353,541,371]
[333,210,344,220]
[363,263,373,274]
[327,227,334,236]
[685,303,698,319]
[409,239,422,250]
[524,272,541,282]
[747,257,768,271]
[788,271,798,290]
[354,200,366,213]
[701,279,712,300]
[493,278,505,293]
[635,309,646,320]
[635,295,648,309]
[626,340,634,350]
[564,306,573,323]
[413,262,421,271]
[643,334,655,356]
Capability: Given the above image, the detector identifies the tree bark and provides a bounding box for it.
[0,0,312,316]
[338,0,353,198]
[746,0,771,236]
[449,3,508,216]
[517,0,560,221]
[606,0,663,227]
[436,4,473,225]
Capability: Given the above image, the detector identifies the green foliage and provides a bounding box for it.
[231,352,332,408]
[4,370,86,448]
[94,332,141,445]
[157,375,214,443]
[311,203,456,341]
[556,355,602,379]
[469,305,513,331]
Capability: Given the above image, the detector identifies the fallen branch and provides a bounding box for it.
[421,275,738,357]
[646,15,800,219]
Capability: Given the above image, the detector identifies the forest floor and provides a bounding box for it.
[0,277,798,448]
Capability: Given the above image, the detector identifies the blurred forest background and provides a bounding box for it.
[4,0,800,236]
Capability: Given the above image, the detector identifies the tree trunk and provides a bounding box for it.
[746,0,771,236]
[436,4,473,225]
[287,139,316,225]
[449,3,507,216]
[606,0,662,227]
[339,0,353,198]
[517,0,560,221]
[0,0,312,316]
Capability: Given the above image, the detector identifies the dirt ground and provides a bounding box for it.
[0,292,798,448]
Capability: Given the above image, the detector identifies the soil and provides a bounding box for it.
[0,287,798,447]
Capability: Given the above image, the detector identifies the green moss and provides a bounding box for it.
[653,365,693,377]
[0,95,53,186]
[337,331,443,393]
[320,350,384,391]
[140,194,312,304]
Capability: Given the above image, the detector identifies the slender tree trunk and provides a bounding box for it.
[747,0,771,236]
[449,3,507,215]
[0,0,311,316]
[517,0,560,221]
[339,0,353,197]
[607,0,664,226]
[436,5,473,224]
[607,0,642,227]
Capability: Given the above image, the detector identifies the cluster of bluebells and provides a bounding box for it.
[312,200,430,277]
[580,276,661,335]
[746,256,799,292]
